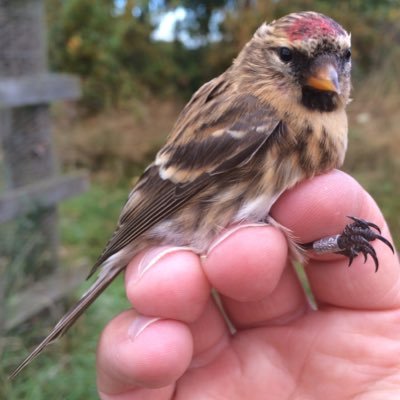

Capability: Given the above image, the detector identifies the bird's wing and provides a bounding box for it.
[88,79,281,277]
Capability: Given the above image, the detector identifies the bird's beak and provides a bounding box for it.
[306,63,340,94]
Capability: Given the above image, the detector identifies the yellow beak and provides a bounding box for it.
[306,64,340,93]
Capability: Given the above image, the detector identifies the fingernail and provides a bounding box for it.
[137,246,196,278]
[128,316,160,341]
[205,223,268,256]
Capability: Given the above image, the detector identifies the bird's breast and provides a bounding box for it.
[282,109,348,177]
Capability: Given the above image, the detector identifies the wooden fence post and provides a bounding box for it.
[0,0,88,330]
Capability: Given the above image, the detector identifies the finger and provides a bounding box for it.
[188,298,231,368]
[220,262,308,329]
[125,247,211,322]
[203,225,309,328]
[97,310,192,398]
[125,247,231,362]
[271,169,400,310]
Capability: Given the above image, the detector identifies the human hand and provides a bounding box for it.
[96,170,400,400]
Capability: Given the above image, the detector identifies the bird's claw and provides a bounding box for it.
[337,216,394,272]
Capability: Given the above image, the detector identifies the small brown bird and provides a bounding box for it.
[10,11,393,378]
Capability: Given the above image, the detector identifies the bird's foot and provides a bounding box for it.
[304,216,394,272]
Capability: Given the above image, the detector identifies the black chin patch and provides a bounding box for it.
[301,87,339,112]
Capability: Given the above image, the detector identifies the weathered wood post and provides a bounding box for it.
[0,0,87,330]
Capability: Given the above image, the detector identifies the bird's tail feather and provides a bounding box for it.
[9,265,123,379]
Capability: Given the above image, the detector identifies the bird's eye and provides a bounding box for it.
[278,47,293,63]
[344,49,352,61]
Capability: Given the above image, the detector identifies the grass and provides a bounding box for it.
[1,277,129,399]
[59,179,131,261]
[1,182,130,399]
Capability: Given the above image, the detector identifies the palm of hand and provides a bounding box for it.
[175,307,400,400]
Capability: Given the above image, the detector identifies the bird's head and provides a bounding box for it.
[234,12,351,114]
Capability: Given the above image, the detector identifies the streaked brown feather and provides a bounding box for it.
[89,92,281,276]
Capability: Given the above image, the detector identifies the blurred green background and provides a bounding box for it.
[1,0,399,398]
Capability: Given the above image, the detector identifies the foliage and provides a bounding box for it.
[45,0,400,112]
[45,0,210,111]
